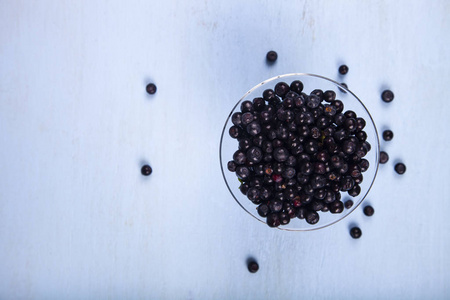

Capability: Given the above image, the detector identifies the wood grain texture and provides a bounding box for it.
[1,0,449,299]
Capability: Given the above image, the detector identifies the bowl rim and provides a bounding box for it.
[219,73,380,231]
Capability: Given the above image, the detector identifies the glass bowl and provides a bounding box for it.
[219,73,380,231]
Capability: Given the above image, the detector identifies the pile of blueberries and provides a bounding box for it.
[226,79,371,227]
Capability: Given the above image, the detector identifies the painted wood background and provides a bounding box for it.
[1,0,449,299]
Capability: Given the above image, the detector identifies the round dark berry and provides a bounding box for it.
[231,112,242,127]
[379,151,389,164]
[339,83,348,93]
[350,227,362,239]
[323,90,336,103]
[395,163,406,174]
[381,90,394,103]
[310,89,324,100]
[344,199,354,209]
[227,161,237,172]
[233,150,247,165]
[382,130,394,141]
[282,167,296,179]
[247,147,263,163]
[274,82,290,98]
[307,94,321,109]
[266,213,280,227]
[229,126,242,139]
[141,165,152,176]
[240,100,253,113]
[363,205,374,216]
[356,118,366,131]
[296,207,308,219]
[279,212,290,225]
[348,184,361,197]
[241,112,254,126]
[266,50,278,62]
[240,183,249,195]
[305,211,320,225]
[329,200,344,214]
[247,187,260,203]
[273,147,289,162]
[239,138,252,151]
[252,97,265,111]
[146,83,157,94]
[269,200,283,213]
[359,159,369,172]
[248,261,259,273]
[262,89,276,102]
[338,65,349,75]
[290,80,304,94]
[356,131,367,142]
[340,176,355,191]
[236,165,250,180]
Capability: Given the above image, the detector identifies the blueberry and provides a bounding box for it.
[236,165,250,180]
[274,82,290,98]
[323,105,337,117]
[382,130,394,141]
[240,183,249,195]
[233,150,247,165]
[252,97,265,111]
[331,100,344,114]
[314,162,326,175]
[363,205,374,216]
[248,260,259,273]
[305,210,320,224]
[342,140,357,154]
[348,184,361,197]
[257,204,270,217]
[146,83,157,94]
[282,167,296,179]
[309,200,325,211]
[269,200,283,213]
[381,90,394,103]
[307,94,321,109]
[239,138,252,151]
[316,116,331,129]
[266,50,278,62]
[279,212,290,225]
[356,118,366,131]
[240,100,253,113]
[338,65,349,75]
[247,187,261,203]
[334,113,346,126]
[344,199,354,209]
[266,213,280,227]
[227,161,237,172]
[350,227,362,239]
[344,118,357,132]
[310,174,326,189]
[247,121,261,136]
[141,165,152,176]
[339,83,348,93]
[285,155,297,167]
[232,112,242,127]
[273,147,289,162]
[241,112,254,126]
[310,89,324,100]
[296,207,308,219]
[290,80,304,94]
[329,200,344,214]
[263,89,277,102]
[379,151,389,164]
[247,146,263,163]
[359,159,369,172]
[323,90,336,102]
[229,126,242,139]
[340,176,355,191]
[305,139,319,154]
[395,163,406,174]
[260,110,272,124]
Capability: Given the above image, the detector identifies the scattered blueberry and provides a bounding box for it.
[338,65,349,75]
[248,260,259,273]
[266,51,278,62]
[394,163,406,174]
[350,227,362,239]
[363,205,374,216]
[379,151,389,164]
[141,165,152,176]
[146,83,157,95]
[382,130,394,141]
[381,90,394,103]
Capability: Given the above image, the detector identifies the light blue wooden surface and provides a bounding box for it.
[1,0,449,299]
